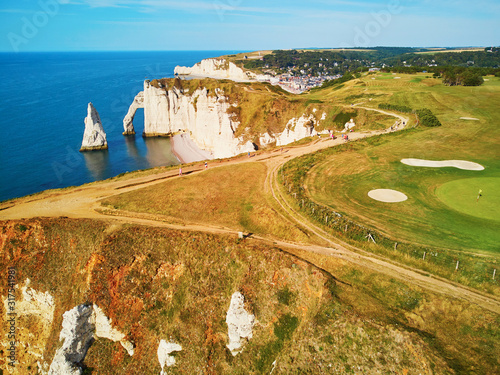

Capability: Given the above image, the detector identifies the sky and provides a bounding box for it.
[0,0,499,52]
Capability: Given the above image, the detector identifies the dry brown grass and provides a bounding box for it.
[102,162,311,243]
[0,218,474,374]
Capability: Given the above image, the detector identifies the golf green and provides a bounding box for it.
[436,177,500,222]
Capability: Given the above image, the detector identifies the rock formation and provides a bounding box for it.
[48,304,134,374]
[80,103,108,152]
[48,304,95,375]
[123,80,255,159]
[157,340,182,374]
[123,91,144,135]
[343,118,356,132]
[226,292,255,356]
[274,114,318,146]
[93,304,134,356]
[3,279,55,374]
[174,58,256,82]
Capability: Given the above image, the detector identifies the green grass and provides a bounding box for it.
[436,177,500,221]
[297,73,500,253]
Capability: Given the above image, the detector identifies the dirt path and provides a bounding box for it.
[1,113,499,314]
[266,158,500,314]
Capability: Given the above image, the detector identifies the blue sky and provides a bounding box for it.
[1,0,498,52]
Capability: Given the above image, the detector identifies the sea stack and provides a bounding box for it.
[80,103,108,152]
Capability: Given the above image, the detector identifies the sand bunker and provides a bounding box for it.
[368,189,408,203]
[401,159,484,171]
[460,117,479,121]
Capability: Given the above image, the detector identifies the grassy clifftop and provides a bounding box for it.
[147,77,397,146]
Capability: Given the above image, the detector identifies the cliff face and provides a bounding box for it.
[274,114,318,147]
[122,78,330,159]
[174,58,256,82]
[124,80,255,159]
[80,103,108,152]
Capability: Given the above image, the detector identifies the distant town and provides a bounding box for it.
[239,47,500,92]
[256,72,341,94]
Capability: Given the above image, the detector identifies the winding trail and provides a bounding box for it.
[1,108,499,315]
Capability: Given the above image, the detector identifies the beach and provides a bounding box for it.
[171,133,213,164]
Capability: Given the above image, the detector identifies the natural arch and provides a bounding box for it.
[122,91,144,135]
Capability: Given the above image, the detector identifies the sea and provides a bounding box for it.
[0,51,240,202]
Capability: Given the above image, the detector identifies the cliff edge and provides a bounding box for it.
[174,58,256,82]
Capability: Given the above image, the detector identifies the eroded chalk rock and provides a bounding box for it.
[93,304,134,356]
[80,103,108,151]
[174,58,256,82]
[48,304,134,374]
[226,292,255,356]
[48,304,94,375]
[158,340,182,374]
[275,114,317,146]
[123,91,144,135]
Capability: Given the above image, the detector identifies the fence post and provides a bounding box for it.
[455,260,459,271]
[494,269,497,280]
[423,252,426,260]
[394,242,398,250]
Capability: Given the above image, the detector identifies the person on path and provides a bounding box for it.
[179,167,182,176]
[205,162,208,169]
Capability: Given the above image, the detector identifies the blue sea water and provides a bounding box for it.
[0,51,239,202]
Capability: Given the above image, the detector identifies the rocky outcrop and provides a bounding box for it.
[48,304,95,375]
[275,114,318,146]
[48,304,134,374]
[3,279,55,374]
[80,103,108,152]
[157,340,182,374]
[226,292,255,356]
[123,91,144,135]
[93,304,134,356]
[124,80,255,159]
[175,58,256,82]
[343,118,356,132]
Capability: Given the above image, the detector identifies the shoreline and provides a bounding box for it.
[170,133,213,164]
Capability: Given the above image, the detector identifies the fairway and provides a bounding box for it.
[436,177,500,221]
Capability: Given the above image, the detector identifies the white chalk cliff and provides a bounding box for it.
[80,103,108,151]
[123,80,255,159]
[48,305,95,375]
[273,114,318,146]
[226,292,255,356]
[174,58,256,82]
[49,304,134,374]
